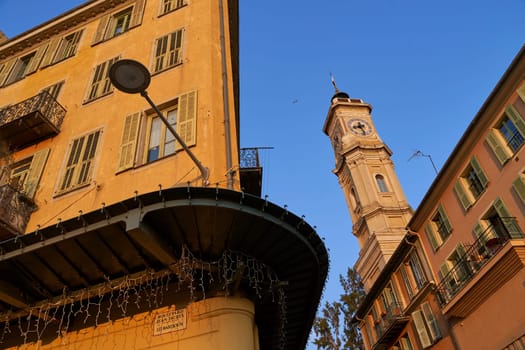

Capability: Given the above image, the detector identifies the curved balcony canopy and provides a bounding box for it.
[0,187,328,349]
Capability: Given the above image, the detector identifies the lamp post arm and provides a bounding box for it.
[140,90,209,186]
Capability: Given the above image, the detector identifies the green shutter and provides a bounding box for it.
[130,0,146,27]
[92,14,110,44]
[25,149,50,198]
[412,310,432,347]
[486,130,510,165]
[506,105,525,140]
[0,58,16,86]
[512,175,525,205]
[176,91,197,150]
[493,198,523,238]
[470,156,489,188]
[473,222,489,244]
[437,204,452,235]
[25,44,48,75]
[40,37,61,67]
[453,180,472,210]
[518,84,525,103]
[117,112,141,172]
[425,223,440,251]
[421,302,441,341]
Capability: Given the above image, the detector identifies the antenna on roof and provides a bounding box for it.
[408,150,438,175]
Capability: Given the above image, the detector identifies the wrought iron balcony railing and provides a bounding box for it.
[372,302,410,348]
[436,217,524,306]
[0,91,66,149]
[0,183,35,241]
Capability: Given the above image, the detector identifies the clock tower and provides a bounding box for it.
[323,88,413,291]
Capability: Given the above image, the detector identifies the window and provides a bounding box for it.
[153,29,184,73]
[412,302,441,348]
[379,282,400,314]
[408,251,427,289]
[400,266,414,299]
[160,0,186,15]
[85,57,119,102]
[39,29,83,68]
[375,174,388,192]
[41,81,65,99]
[147,108,177,162]
[395,335,415,350]
[2,46,46,85]
[512,172,525,205]
[8,149,49,198]
[424,204,452,251]
[473,198,523,243]
[486,105,525,165]
[92,0,146,44]
[454,157,489,211]
[439,244,470,294]
[116,91,197,171]
[58,130,102,193]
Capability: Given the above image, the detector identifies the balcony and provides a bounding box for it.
[0,183,35,240]
[239,147,264,196]
[372,302,410,349]
[436,217,525,318]
[0,91,66,150]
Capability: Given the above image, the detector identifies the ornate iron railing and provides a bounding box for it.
[373,302,408,345]
[0,183,35,239]
[0,91,66,131]
[436,217,524,305]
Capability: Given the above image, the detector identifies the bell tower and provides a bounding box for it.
[323,87,413,291]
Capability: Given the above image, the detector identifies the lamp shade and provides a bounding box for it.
[109,59,151,94]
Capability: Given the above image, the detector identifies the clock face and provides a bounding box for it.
[348,118,372,136]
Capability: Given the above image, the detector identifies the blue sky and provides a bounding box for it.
[1,0,525,347]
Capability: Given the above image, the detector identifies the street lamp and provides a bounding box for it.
[109,59,209,186]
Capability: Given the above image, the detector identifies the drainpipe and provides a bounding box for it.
[218,0,234,189]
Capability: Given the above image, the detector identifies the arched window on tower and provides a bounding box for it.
[376,174,389,192]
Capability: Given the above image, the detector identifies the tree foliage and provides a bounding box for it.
[312,266,366,350]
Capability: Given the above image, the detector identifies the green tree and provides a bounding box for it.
[313,266,365,350]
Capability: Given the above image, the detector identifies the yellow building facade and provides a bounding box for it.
[0,1,328,349]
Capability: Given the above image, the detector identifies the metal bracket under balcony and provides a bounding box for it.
[0,92,66,150]
[0,184,35,240]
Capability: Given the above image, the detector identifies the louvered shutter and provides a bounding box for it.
[25,44,48,75]
[453,180,471,211]
[470,156,488,188]
[412,310,432,347]
[424,223,440,251]
[25,148,50,198]
[40,37,61,67]
[512,175,525,205]
[493,198,522,238]
[421,302,441,341]
[518,84,525,103]
[117,112,141,172]
[473,222,488,243]
[92,14,110,44]
[486,130,510,165]
[176,91,197,150]
[130,0,146,27]
[506,105,525,139]
[437,204,452,235]
[0,58,16,86]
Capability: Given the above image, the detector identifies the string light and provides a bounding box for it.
[0,245,288,349]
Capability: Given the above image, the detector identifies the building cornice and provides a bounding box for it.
[0,0,131,60]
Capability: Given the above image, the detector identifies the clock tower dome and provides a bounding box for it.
[323,88,413,291]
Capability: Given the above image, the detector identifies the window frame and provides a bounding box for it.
[424,204,452,251]
[159,0,187,16]
[92,0,146,45]
[57,129,102,195]
[85,56,119,103]
[486,105,525,165]
[152,28,185,73]
[375,174,389,192]
[41,81,65,100]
